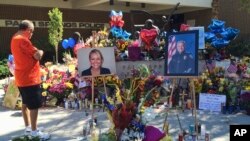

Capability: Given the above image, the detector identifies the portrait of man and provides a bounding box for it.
[165,31,198,76]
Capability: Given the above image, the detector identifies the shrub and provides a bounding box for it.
[0,59,11,79]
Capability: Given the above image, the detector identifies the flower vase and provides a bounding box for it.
[228,105,234,114]
[222,105,227,114]
[115,128,123,141]
[91,126,100,141]
[56,97,64,107]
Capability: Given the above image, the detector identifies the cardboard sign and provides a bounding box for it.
[216,60,230,70]
[199,93,226,112]
[3,79,20,109]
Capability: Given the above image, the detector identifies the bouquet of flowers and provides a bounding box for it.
[101,64,166,140]
[41,64,75,106]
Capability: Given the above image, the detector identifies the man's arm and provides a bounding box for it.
[33,50,44,60]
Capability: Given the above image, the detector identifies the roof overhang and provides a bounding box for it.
[0,0,212,14]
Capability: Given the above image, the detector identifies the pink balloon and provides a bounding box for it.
[73,43,85,56]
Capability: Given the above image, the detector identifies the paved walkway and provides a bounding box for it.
[1,78,250,141]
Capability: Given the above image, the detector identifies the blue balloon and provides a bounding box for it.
[221,27,240,40]
[68,37,76,48]
[122,30,131,40]
[110,26,123,38]
[206,19,240,49]
[8,54,14,62]
[205,32,216,42]
[210,27,225,34]
[208,19,225,32]
[62,39,69,49]
[211,38,230,48]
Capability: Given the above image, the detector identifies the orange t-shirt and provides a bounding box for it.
[11,34,41,87]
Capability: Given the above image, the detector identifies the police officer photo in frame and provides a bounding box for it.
[165,30,198,76]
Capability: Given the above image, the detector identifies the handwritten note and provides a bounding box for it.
[216,60,230,70]
[199,93,226,112]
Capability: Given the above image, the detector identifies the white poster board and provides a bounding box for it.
[199,93,226,112]
[216,60,230,70]
[189,26,205,49]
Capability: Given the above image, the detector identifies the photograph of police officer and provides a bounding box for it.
[168,40,195,74]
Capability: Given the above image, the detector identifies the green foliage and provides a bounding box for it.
[12,135,40,141]
[0,59,11,79]
[226,39,250,57]
[48,8,63,64]
[240,0,250,14]
[99,129,116,141]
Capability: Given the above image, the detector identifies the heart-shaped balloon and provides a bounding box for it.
[140,28,158,51]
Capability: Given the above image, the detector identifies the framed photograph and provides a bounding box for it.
[77,47,116,77]
[165,30,199,77]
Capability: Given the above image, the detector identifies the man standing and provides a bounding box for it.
[168,40,194,74]
[11,20,50,139]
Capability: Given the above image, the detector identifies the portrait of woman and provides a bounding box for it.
[81,49,111,76]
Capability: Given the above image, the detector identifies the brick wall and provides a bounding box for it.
[219,0,250,39]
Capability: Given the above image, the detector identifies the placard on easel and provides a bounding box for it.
[81,74,114,121]
[164,31,199,137]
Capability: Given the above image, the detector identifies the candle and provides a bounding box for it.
[189,124,195,135]
[68,101,72,109]
[79,100,82,110]
[201,124,206,139]
[205,131,210,141]
[179,99,182,107]
[95,98,98,108]
[64,100,68,109]
[169,101,172,108]
[187,99,192,109]
[178,131,183,141]
[90,103,93,110]
[85,99,88,109]
[163,121,169,134]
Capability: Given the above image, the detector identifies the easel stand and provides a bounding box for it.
[168,78,176,108]
[167,77,199,140]
[82,74,114,121]
[191,78,198,139]
[180,89,187,112]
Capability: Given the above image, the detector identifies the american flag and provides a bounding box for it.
[168,35,177,65]
[74,73,80,87]
[227,63,238,73]
[206,60,216,72]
